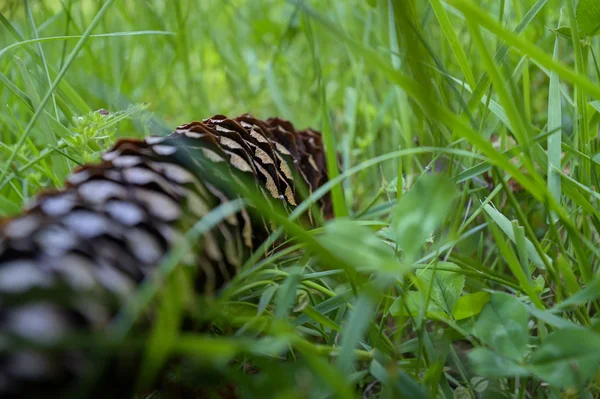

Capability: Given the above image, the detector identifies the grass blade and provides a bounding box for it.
[430,0,476,88]
[547,24,562,222]
[449,0,600,98]
[0,0,117,184]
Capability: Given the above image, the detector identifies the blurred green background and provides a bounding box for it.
[0,0,568,214]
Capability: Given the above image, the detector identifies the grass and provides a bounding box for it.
[2,0,600,397]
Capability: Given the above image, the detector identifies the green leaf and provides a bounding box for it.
[300,352,356,398]
[528,329,600,388]
[275,270,300,319]
[389,262,464,320]
[453,386,471,399]
[303,12,347,219]
[301,304,342,332]
[449,0,600,99]
[0,31,175,61]
[137,269,188,390]
[551,26,573,39]
[526,306,582,330]
[576,0,600,36]
[430,0,476,87]
[319,220,409,277]
[172,336,243,363]
[0,0,118,184]
[452,291,491,320]
[473,292,529,362]
[390,291,440,319]
[415,262,465,315]
[469,348,530,378]
[294,290,354,327]
[393,174,458,261]
[173,336,289,362]
[590,100,600,114]
[257,284,278,315]
[556,254,582,296]
[547,27,562,222]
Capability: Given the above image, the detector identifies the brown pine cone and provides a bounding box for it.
[0,114,332,398]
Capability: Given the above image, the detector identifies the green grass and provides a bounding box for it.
[3,0,600,397]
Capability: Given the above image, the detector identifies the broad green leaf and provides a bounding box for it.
[473,292,529,361]
[551,26,572,39]
[320,220,409,276]
[414,262,465,315]
[453,386,471,399]
[453,291,491,320]
[576,0,600,36]
[528,329,600,388]
[389,262,464,319]
[390,291,446,319]
[393,174,458,261]
[469,348,530,378]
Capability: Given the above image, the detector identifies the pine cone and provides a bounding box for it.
[0,114,332,398]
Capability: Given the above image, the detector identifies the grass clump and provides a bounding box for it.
[2,0,600,397]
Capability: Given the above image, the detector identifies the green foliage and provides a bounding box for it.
[393,174,459,262]
[528,328,600,388]
[452,291,490,320]
[389,262,465,320]
[3,0,600,397]
[577,0,600,36]
[473,293,530,362]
